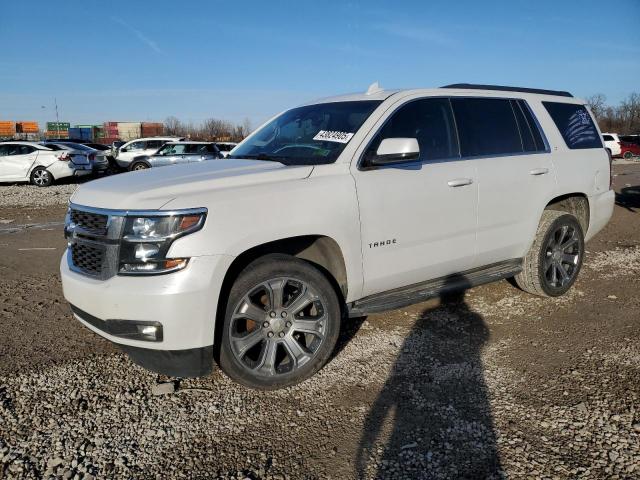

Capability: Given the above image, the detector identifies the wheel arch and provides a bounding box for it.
[544,192,590,234]
[213,235,349,361]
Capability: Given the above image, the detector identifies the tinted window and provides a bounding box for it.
[451,98,522,156]
[517,100,546,151]
[602,135,614,142]
[511,100,536,152]
[127,141,145,151]
[364,98,459,164]
[0,145,9,156]
[542,102,602,149]
[146,140,163,150]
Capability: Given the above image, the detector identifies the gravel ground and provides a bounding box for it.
[0,164,639,479]
[0,184,78,208]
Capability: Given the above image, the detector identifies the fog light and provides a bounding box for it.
[105,320,163,342]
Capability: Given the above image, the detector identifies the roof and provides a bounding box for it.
[0,141,52,149]
[307,83,578,106]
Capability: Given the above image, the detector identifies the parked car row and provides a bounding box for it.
[602,132,640,159]
[0,136,239,186]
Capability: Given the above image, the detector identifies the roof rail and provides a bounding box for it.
[441,83,573,98]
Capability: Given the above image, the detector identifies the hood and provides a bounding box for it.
[71,159,313,210]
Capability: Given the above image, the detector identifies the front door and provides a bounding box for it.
[353,98,479,297]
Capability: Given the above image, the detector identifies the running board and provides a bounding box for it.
[348,259,522,317]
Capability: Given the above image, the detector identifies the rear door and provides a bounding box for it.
[144,140,164,156]
[0,144,38,179]
[451,97,556,266]
[186,143,217,162]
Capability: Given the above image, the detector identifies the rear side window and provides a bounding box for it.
[516,100,546,152]
[602,135,614,142]
[0,145,9,156]
[451,98,522,156]
[542,102,602,149]
[364,98,459,163]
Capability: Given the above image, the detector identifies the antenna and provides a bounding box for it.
[366,81,383,95]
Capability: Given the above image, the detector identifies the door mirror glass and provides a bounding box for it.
[370,138,420,166]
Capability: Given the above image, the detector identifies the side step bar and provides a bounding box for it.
[347,259,522,317]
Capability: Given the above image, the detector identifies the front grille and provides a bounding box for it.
[70,210,108,236]
[71,243,105,276]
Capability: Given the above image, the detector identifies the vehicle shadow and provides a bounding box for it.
[615,185,640,212]
[355,280,503,479]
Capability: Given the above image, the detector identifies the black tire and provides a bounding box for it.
[130,161,150,171]
[623,151,633,159]
[515,210,584,297]
[30,167,53,187]
[219,254,341,390]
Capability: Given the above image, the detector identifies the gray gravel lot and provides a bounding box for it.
[0,165,639,479]
[0,184,78,209]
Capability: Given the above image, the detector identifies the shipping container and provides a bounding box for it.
[141,122,164,137]
[46,122,70,131]
[68,127,94,140]
[45,130,69,138]
[16,121,39,133]
[117,122,141,141]
[95,136,120,145]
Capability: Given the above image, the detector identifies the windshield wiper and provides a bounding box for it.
[228,153,288,164]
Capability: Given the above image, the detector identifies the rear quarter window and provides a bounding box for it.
[542,102,602,149]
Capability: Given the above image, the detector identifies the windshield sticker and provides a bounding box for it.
[313,130,354,144]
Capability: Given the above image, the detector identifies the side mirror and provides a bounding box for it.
[120,147,128,153]
[369,138,420,166]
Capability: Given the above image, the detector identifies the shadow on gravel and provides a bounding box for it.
[356,279,503,479]
[615,185,640,212]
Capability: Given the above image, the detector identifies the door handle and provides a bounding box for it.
[529,168,549,176]
[447,178,473,187]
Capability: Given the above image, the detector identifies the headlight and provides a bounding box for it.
[118,210,206,275]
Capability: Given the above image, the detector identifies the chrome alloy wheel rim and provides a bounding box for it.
[228,277,327,377]
[544,224,581,288]
[33,170,50,186]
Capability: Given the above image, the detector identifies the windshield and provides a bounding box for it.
[229,100,381,165]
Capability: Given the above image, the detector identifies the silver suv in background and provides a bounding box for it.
[128,142,223,170]
[114,137,185,169]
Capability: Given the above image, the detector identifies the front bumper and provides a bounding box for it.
[60,251,235,375]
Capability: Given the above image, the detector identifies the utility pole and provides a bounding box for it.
[55,98,60,137]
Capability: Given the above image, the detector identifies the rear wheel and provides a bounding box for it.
[515,210,584,297]
[219,254,341,389]
[30,167,53,187]
[623,151,633,159]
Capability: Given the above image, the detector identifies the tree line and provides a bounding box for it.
[586,92,640,134]
[163,116,253,142]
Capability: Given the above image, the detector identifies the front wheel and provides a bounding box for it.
[30,167,53,187]
[515,210,584,297]
[219,254,341,390]
[130,162,150,171]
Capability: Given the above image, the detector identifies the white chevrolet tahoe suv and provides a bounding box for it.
[61,84,614,389]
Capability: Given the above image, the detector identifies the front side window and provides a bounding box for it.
[0,145,9,156]
[146,140,163,150]
[451,98,522,156]
[363,98,459,164]
[229,101,382,165]
[157,144,187,155]
[542,102,602,149]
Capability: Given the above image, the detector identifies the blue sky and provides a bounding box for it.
[1,0,638,127]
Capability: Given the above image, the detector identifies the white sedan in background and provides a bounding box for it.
[0,141,92,186]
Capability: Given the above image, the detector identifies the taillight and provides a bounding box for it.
[58,152,70,161]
